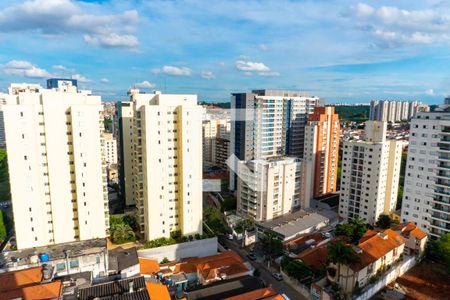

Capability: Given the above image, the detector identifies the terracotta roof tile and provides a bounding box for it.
[224,287,279,300]
[0,267,43,293]
[146,282,170,300]
[2,280,62,300]
[139,258,160,275]
[298,245,328,271]
[394,222,427,240]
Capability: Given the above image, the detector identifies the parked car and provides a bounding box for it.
[247,253,257,261]
[272,272,283,281]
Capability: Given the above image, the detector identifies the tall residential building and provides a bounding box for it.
[230,90,319,190]
[202,117,230,168]
[400,107,450,238]
[128,90,203,240]
[3,82,109,249]
[102,132,117,166]
[116,101,135,206]
[0,96,6,148]
[369,100,429,122]
[303,107,340,206]
[339,121,402,224]
[237,157,301,221]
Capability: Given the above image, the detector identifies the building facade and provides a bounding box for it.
[102,132,117,166]
[369,100,429,123]
[236,157,301,221]
[230,90,319,190]
[303,106,340,205]
[400,109,450,238]
[202,118,230,168]
[339,121,402,224]
[128,90,203,240]
[116,101,135,206]
[3,82,109,249]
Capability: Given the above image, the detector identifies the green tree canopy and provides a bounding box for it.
[426,233,450,273]
[0,210,7,242]
[376,214,393,229]
[335,218,369,244]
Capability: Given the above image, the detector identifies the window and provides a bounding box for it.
[69,260,79,268]
[56,263,66,271]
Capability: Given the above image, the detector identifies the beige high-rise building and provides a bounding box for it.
[202,118,230,168]
[128,90,203,240]
[237,157,301,221]
[303,106,340,207]
[3,82,109,250]
[102,132,117,166]
[339,121,402,224]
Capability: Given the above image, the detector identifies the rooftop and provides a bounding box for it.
[78,276,148,300]
[108,247,139,273]
[2,280,62,300]
[298,245,328,271]
[185,275,264,300]
[0,266,43,293]
[394,222,428,240]
[139,258,160,275]
[224,287,284,300]
[146,282,170,300]
[0,239,107,269]
[351,229,406,271]
[256,209,338,239]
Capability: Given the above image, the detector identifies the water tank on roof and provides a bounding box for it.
[39,253,49,262]
[29,255,39,264]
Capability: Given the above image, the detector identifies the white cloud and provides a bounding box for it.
[201,71,215,80]
[258,71,280,77]
[154,66,192,76]
[425,88,434,95]
[2,60,52,78]
[235,60,279,76]
[235,60,270,72]
[349,3,450,46]
[100,78,109,83]
[71,73,91,83]
[0,0,141,49]
[258,44,269,51]
[84,33,139,49]
[135,80,155,89]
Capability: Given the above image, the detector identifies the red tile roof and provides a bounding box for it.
[298,245,328,271]
[2,280,62,300]
[351,229,406,271]
[139,258,160,275]
[394,222,427,240]
[224,287,283,300]
[0,267,43,293]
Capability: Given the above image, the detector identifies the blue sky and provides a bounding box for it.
[0,0,450,103]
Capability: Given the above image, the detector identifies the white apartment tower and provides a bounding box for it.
[128,90,203,240]
[3,82,109,249]
[401,108,450,238]
[237,157,301,221]
[339,121,402,224]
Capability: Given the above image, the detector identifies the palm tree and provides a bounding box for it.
[112,223,135,243]
[327,240,360,282]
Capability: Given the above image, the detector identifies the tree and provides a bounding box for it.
[112,223,135,244]
[261,233,283,257]
[335,218,369,244]
[286,260,312,284]
[327,240,360,281]
[160,257,170,264]
[426,233,450,273]
[376,214,392,229]
[221,196,237,212]
[253,269,261,277]
[0,210,7,242]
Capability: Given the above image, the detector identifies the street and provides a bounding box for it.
[221,238,308,300]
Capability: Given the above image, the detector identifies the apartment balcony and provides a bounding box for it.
[432,194,450,205]
[432,212,450,222]
[434,179,450,189]
[437,163,450,170]
[438,154,450,162]
[430,220,450,232]
[433,203,450,213]
[436,171,450,180]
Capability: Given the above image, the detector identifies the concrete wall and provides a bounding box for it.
[137,237,217,262]
[355,256,416,300]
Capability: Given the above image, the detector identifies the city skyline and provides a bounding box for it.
[0,0,449,103]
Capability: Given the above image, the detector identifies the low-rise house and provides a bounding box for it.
[108,247,140,279]
[0,239,108,279]
[0,266,62,300]
[224,287,284,300]
[327,229,406,293]
[77,276,151,300]
[394,222,428,256]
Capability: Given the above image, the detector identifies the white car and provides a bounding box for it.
[272,272,283,281]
